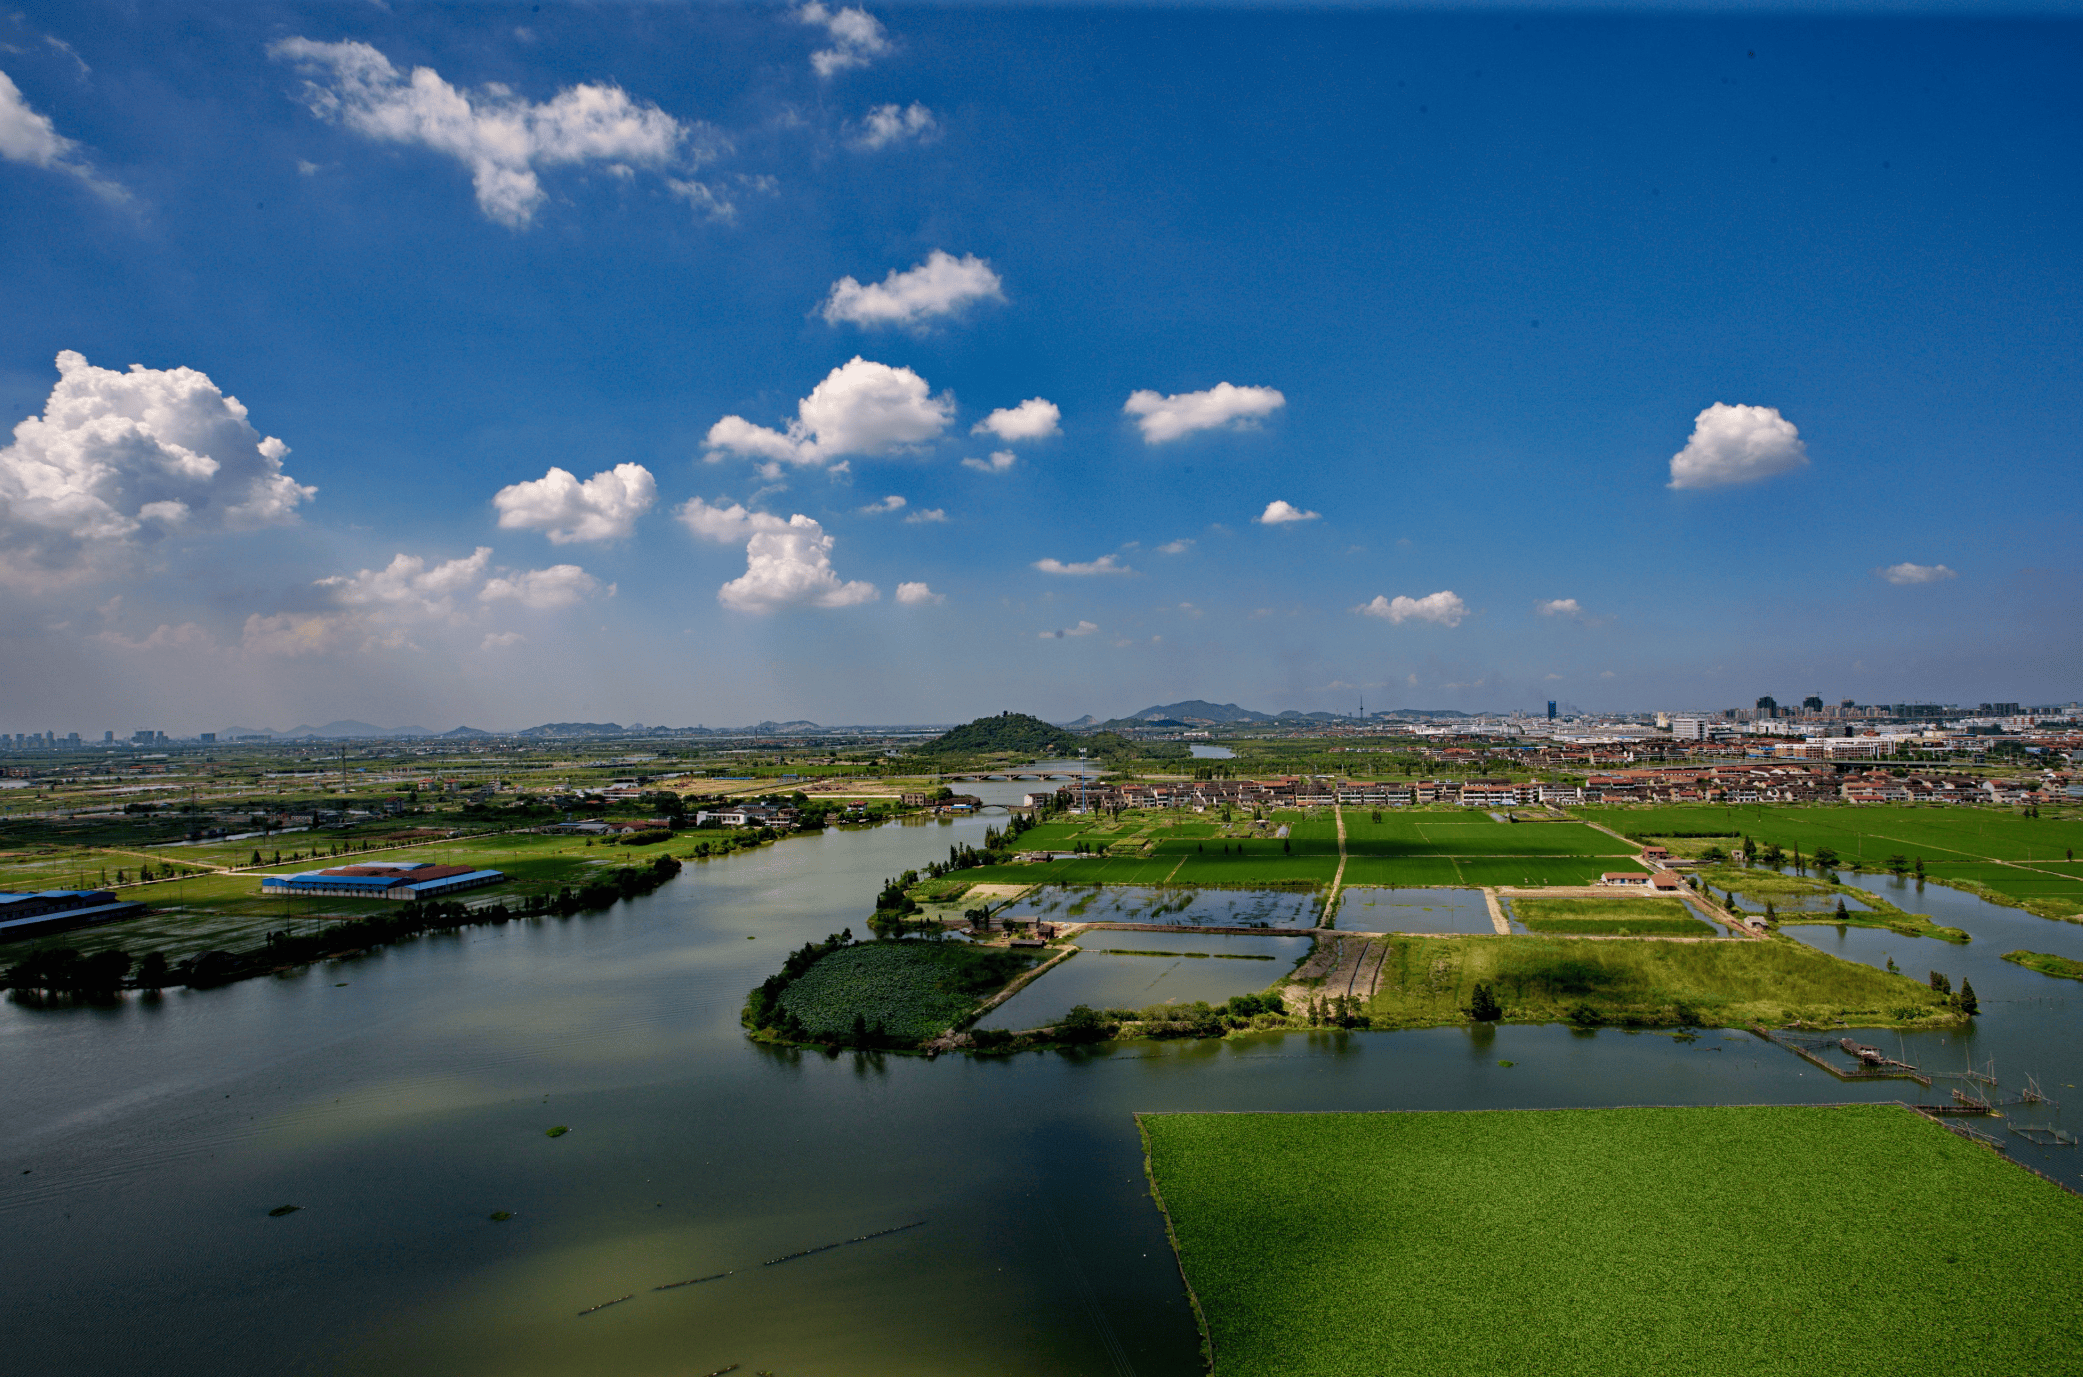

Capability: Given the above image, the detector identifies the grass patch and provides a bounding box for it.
[1140,1104,2083,1377]
[1366,934,1952,1028]
[1694,866,1971,943]
[773,941,1035,1042]
[1510,896,1715,937]
[2001,950,2083,981]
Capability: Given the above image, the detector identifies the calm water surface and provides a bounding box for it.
[6,820,2082,1376]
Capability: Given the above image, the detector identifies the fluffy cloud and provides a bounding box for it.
[797,3,889,77]
[493,463,655,543]
[1877,561,1957,586]
[0,350,315,589]
[1034,554,1132,576]
[1354,591,1468,627]
[1537,598,1583,618]
[704,357,953,468]
[1668,403,1809,490]
[858,494,907,514]
[962,450,1017,474]
[904,507,947,524]
[269,39,713,228]
[322,547,492,615]
[1124,382,1285,444]
[895,581,943,605]
[851,102,936,150]
[480,563,606,610]
[1040,620,1098,639]
[676,495,790,543]
[722,516,878,612]
[0,70,124,200]
[820,251,1002,329]
[1256,499,1319,525]
[1157,539,1194,555]
[245,546,602,656]
[973,398,1060,443]
[677,497,877,612]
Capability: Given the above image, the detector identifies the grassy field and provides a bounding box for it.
[0,829,777,963]
[1693,865,1971,943]
[1509,896,1717,936]
[2001,950,2083,981]
[1365,933,1952,1028]
[773,940,1036,1041]
[1577,804,2083,917]
[1140,1104,2083,1377]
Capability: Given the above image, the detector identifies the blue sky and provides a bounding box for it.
[0,2,2077,731]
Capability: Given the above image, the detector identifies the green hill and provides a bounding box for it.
[917,712,1185,761]
[918,712,1074,756]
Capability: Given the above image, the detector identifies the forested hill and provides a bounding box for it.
[918,713,1072,755]
[917,712,1187,760]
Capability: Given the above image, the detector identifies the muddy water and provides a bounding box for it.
[5,813,2082,1376]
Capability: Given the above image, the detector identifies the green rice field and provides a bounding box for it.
[1576,804,2083,917]
[774,940,1036,1041]
[1141,1104,2083,1377]
[1365,933,1948,1027]
[1509,895,1717,936]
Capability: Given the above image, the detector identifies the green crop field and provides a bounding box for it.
[1365,933,1949,1028]
[2001,950,2083,981]
[1576,804,2083,916]
[1510,896,1717,936]
[774,941,1035,1041]
[1141,1104,2083,1377]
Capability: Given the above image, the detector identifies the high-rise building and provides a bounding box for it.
[103,730,115,742]
[1755,695,1779,717]
[1670,717,1709,741]
[1802,695,1824,713]
[1547,701,1556,721]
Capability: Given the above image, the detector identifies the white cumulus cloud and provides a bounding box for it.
[962,450,1018,474]
[721,515,878,613]
[1667,403,1809,490]
[676,496,791,543]
[480,563,606,609]
[819,251,1001,329]
[703,357,954,468]
[0,69,125,201]
[858,494,907,514]
[1040,620,1098,639]
[1256,499,1319,525]
[269,38,713,228]
[896,581,943,605]
[1354,591,1468,627]
[1124,382,1285,444]
[493,462,655,543]
[851,102,936,150]
[796,2,889,76]
[1157,539,1195,555]
[1034,554,1132,576]
[973,397,1059,443]
[1877,561,1957,586]
[0,350,315,590]
[1537,598,1583,618]
[904,507,946,524]
[322,546,493,615]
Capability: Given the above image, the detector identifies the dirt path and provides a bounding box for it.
[1326,802,1350,917]
[1482,889,1511,934]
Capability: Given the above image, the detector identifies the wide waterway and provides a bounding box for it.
[5,804,2082,1375]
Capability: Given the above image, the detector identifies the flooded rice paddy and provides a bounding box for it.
[999,884,1321,928]
[1338,887,1497,934]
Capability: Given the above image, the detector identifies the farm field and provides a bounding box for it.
[1576,804,2083,916]
[773,940,1036,1041]
[1363,933,1949,1028]
[1141,1104,2083,1377]
[1508,896,1717,936]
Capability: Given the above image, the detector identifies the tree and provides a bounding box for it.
[1955,980,1978,1016]
[1929,971,1952,996]
[1060,1004,1109,1043]
[1467,982,1502,1022]
[1813,846,1839,871]
[1886,854,1909,876]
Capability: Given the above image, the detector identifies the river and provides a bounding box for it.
[4,799,2080,1375]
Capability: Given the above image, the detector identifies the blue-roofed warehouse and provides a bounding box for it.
[260,862,504,902]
